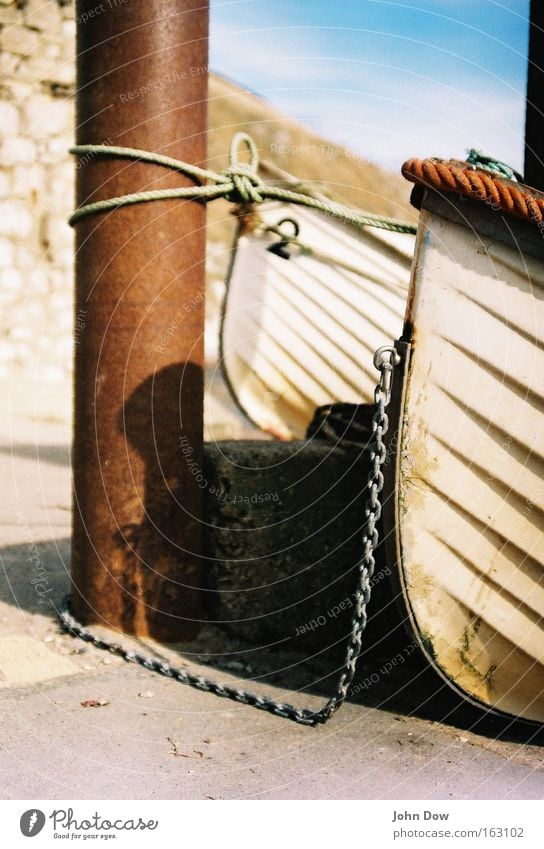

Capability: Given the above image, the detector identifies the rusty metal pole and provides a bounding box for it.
[71,0,208,641]
[524,0,544,188]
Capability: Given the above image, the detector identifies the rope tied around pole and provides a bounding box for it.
[69,132,417,234]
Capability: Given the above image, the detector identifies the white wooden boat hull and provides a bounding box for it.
[221,203,414,438]
[391,197,544,722]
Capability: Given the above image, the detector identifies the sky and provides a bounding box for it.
[209,0,530,173]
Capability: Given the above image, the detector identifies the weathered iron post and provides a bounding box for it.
[71,0,209,640]
[525,0,544,188]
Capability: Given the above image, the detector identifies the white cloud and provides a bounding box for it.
[209,18,526,173]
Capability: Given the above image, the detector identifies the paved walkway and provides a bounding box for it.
[0,375,542,800]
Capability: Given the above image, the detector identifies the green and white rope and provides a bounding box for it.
[466,148,521,183]
[69,132,417,234]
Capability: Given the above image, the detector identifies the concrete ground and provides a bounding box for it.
[0,374,543,800]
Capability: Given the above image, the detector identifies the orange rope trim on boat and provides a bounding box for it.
[402,157,544,227]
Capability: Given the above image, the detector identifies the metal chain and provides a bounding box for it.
[59,346,400,727]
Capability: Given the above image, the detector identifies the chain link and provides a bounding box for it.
[59,346,400,727]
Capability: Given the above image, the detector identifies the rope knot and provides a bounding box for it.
[222,132,264,204]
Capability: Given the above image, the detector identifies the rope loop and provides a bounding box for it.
[222,132,264,203]
[229,132,259,172]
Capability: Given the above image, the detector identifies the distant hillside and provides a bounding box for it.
[206,73,417,250]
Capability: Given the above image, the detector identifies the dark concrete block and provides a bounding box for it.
[203,440,403,659]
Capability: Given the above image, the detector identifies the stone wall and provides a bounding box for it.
[0,0,75,383]
[0,1,258,441]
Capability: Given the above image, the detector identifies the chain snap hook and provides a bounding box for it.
[373,345,401,404]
